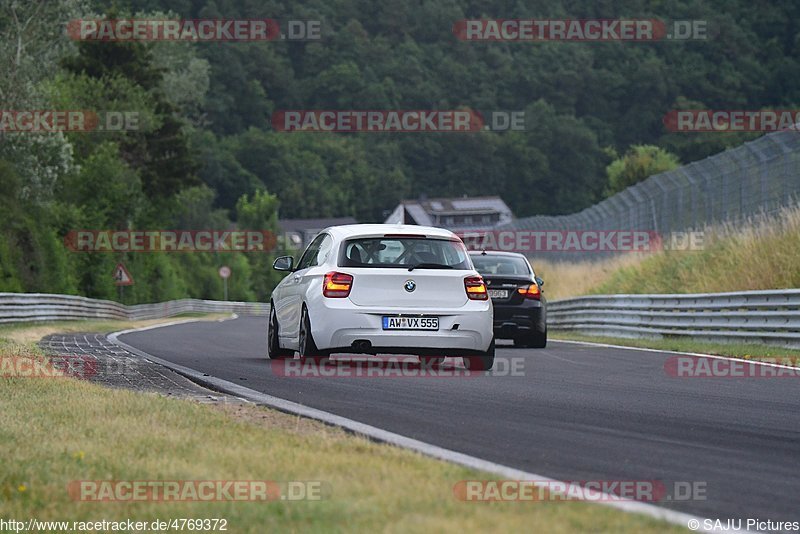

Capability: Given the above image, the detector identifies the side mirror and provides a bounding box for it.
[535,276,544,287]
[273,256,294,272]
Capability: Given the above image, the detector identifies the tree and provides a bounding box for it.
[605,145,680,197]
[0,0,81,201]
[61,35,199,198]
[236,190,283,301]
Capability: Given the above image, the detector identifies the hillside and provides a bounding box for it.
[2,0,800,300]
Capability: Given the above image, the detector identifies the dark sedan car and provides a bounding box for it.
[469,251,547,348]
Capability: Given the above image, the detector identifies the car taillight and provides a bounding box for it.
[518,283,541,300]
[323,272,353,298]
[464,276,488,300]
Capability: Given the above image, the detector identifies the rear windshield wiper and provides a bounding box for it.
[407,263,453,272]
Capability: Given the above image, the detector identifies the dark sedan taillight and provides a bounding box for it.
[517,283,541,300]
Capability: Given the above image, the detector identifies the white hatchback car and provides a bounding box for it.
[268,224,495,369]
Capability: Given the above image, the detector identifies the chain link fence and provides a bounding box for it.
[501,129,800,261]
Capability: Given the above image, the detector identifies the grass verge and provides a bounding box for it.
[533,254,647,301]
[593,204,800,295]
[0,319,682,533]
[532,202,800,299]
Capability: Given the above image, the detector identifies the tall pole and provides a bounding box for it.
[223,277,228,301]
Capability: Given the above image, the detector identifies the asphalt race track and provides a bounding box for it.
[119,316,800,523]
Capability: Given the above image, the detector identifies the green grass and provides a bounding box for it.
[535,204,800,300]
[592,205,800,295]
[551,331,800,365]
[0,319,683,533]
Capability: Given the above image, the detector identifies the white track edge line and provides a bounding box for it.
[550,338,800,372]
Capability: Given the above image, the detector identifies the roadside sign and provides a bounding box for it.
[219,266,231,279]
[113,263,133,286]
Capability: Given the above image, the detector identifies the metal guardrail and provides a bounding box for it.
[5,291,798,349]
[0,293,269,324]
[548,289,800,348]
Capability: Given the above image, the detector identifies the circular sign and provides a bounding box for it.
[218,266,231,279]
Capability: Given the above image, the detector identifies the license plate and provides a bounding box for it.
[488,289,509,299]
[382,316,439,330]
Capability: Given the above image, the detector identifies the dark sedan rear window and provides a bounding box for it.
[471,255,531,275]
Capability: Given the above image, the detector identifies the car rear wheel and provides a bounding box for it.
[529,327,547,349]
[463,338,495,371]
[267,305,294,359]
[299,307,328,363]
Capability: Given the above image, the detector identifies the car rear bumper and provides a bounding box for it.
[492,299,546,339]
[308,299,493,354]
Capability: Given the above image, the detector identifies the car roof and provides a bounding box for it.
[322,224,458,240]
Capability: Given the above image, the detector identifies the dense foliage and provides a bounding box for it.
[1,0,798,300]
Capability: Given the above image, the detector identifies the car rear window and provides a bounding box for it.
[471,255,531,275]
[339,237,472,269]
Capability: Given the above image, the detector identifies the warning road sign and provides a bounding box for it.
[113,263,134,286]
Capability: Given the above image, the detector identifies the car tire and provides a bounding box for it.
[529,327,547,349]
[514,328,547,349]
[267,305,294,359]
[463,338,495,371]
[299,307,328,363]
